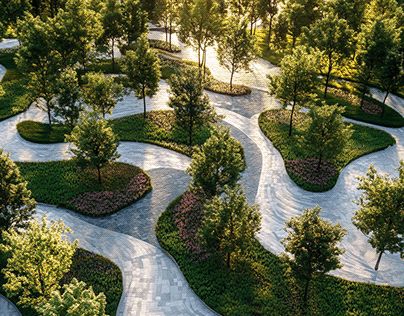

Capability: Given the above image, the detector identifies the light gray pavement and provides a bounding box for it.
[0,295,20,316]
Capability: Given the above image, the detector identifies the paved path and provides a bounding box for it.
[0,295,20,316]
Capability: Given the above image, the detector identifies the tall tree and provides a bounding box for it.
[156,0,179,49]
[303,14,353,97]
[282,206,346,312]
[0,0,32,31]
[168,68,217,146]
[187,127,245,197]
[217,17,256,91]
[0,216,78,309]
[353,162,404,271]
[200,185,261,268]
[258,0,279,44]
[0,149,35,231]
[101,0,124,72]
[66,113,120,184]
[120,35,161,119]
[82,72,124,118]
[121,0,148,46]
[329,0,367,32]
[299,104,353,170]
[38,278,107,316]
[54,67,83,128]
[268,46,319,136]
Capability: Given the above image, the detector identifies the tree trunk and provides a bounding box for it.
[292,35,296,48]
[169,22,172,51]
[317,152,323,170]
[202,49,207,80]
[142,86,147,119]
[381,91,389,117]
[375,250,384,271]
[97,166,102,184]
[46,101,52,130]
[303,278,310,315]
[289,99,296,137]
[230,68,235,92]
[189,119,193,146]
[324,56,333,98]
[226,252,231,268]
[267,16,274,45]
[111,38,115,72]
[165,26,168,43]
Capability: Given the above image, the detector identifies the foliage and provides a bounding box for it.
[0,217,78,309]
[82,72,124,118]
[188,127,245,197]
[38,278,107,316]
[149,39,181,53]
[156,197,404,316]
[120,35,161,118]
[299,104,353,169]
[18,160,150,216]
[121,0,148,45]
[66,113,120,183]
[0,149,35,231]
[168,67,217,145]
[154,0,179,50]
[200,185,261,268]
[353,163,404,270]
[268,45,319,136]
[282,206,346,307]
[258,109,396,191]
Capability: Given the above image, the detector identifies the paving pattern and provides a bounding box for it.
[1,33,404,315]
[0,295,20,316]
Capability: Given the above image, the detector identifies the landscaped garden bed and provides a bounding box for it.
[0,248,123,316]
[17,110,212,156]
[149,39,181,53]
[258,109,396,191]
[17,161,151,216]
[156,193,404,316]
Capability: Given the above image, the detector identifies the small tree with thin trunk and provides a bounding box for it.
[82,72,124,118]
[187,127,245,197]
[121,35,161,119]
[268,46,319,136]
[353,162,404,271]
[168,68,217,146]
[282,206,346,314]
[200,184,261,268]
[38,278,107,316]
[0,216,78,309]
[0,149,36,231]
[217,17,256,91]
[66,113,120,184]
[299,104,352,170]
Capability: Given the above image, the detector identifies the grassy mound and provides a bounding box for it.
[258,109,396,191]
[0,248,123,316]
[17,161,151,216]
[156,197,404,316]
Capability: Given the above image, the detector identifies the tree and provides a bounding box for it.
[120,35,161,119]
[0,150,35,231]
[66,113,120,184]
[82,72,124,118]
[0,0,31,32]
[53,0,103,69]
[38,278,107,316]
[16,14,61,128]
[200,185,261,268]
[54,67,83,128]
[217,17,256,90]
[282,207,346,312]
[304,14,353,97]
[101,0,124,72]
[187,127,245,197]
[0,216,78,308]
[329,0,367,32]
[299,104,352,170]
[156,0,179,49]
[353,162,404,271]
[121,0,148,46]
[178,0,222,76]
[268,46,319,136]
[168,68,217,146]
[258,0,279,44]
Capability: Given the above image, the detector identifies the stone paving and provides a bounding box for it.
[0,295,20,316]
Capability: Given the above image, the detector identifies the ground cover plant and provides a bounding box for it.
[16,161,151,216]
[0,248,123,316]
[0,49,30,121]
[156,194,404,316]
[17,111,212,156]
[258,109,396,191]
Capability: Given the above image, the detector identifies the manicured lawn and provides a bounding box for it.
[259,109,396,191]
[0,248,123,316]
[156,198,404,316]
[17,111,212,156]
[0,50,31,121]
[17,161,152,216]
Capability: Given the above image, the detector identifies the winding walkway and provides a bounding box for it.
[0,34,403,315]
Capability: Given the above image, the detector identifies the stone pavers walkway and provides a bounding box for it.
[0,295,20,316]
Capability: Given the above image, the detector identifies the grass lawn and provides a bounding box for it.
[0,248,122,316]
[259,109,396,192]
[17,110,212,156]
[157,198,404,316]
[0,50,31,121]
[17,161,152,216]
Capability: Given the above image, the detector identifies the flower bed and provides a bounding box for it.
[328,88,382,115]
